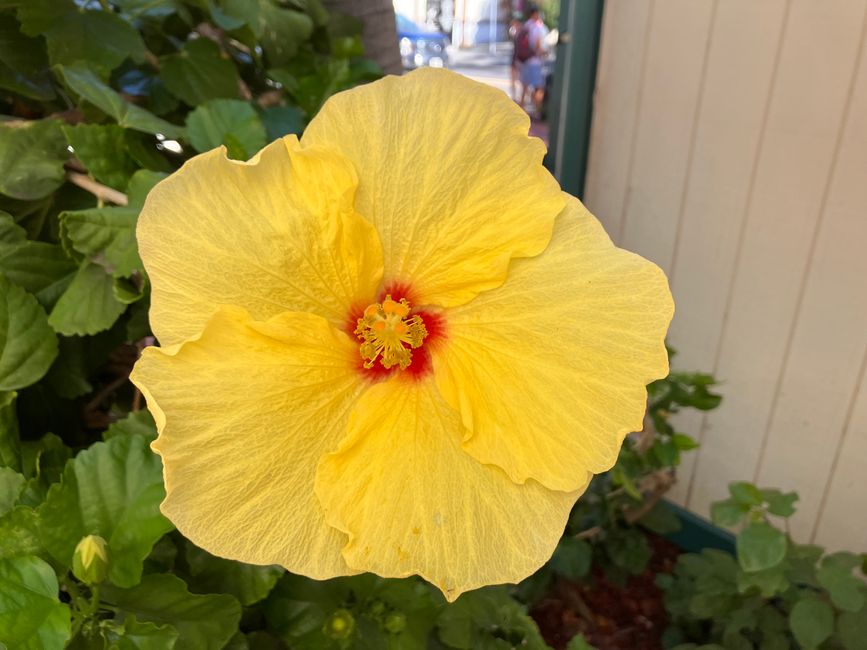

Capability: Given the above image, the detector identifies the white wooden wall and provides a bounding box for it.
[583,0,867,550]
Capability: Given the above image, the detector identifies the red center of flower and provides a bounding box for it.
[347,284,446,381]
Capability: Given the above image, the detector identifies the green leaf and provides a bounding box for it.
[184,542,283,606]
[437,587,547,650]
[260,105,303,141]
[160,38,240,106]
[186,99,267,159]
[761,489,799,518]
[729,482,763,507]
[0,390,20,470]
[710,498,749,528]
[0,119,66,200]
[606,527,652,575]
[103,410,157,442]
[838,606,867,650]
[788,598,834,650]
[258,4,314,66]
[0,212,76,309]
[737,521,787,572]
[18,2,144,74]
[672,433,699,451]
[294,59,350,116]
[736,564,788,598]
[126,169,168,207]
[63,124,138,190]
[0,555,70,649]
[0,506,42,559]
[124,131,173,173]
[48,262,126,335]
[638,501,682,535]
[0,466,24,515]
[817,552,865,612]
[38,434,172,587]
[60,207,141,277]
[549,537,592,579]
[102,574,242,650]
[0,274,58,390]
[0,13,55,100]
[103,615,180,650]
[57,64,185,138]
[566,634,597,650]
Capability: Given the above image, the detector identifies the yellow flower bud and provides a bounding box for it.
[72,534,109,585]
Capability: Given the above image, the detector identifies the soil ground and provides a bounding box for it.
[531,535,681,650]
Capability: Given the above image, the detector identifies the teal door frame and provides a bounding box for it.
[546,0,605,200]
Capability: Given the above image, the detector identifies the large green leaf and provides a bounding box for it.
[437,587,547,650]
[549,537,592,580]
[102,574,242,650]
[184,542,283,606]
[0,212,76,307]
[736,521,787,572]
[839,605,867,650]
[186,98,266,159]
[258,3,313,66]
[160,38,240,106]
[0,506,42,559]
[0,466,24,515]
[60,207,141,278]
[0,390,19,470]
[48,262,126,335]
[260,105,303,141]
[0,555,70,649]
[62,124,138,191]
[38,434,172,587]
[57,64,185,138]
[103,410,157,442]
[0,13,54,100]
[103,614,180,650]
[0,119,66,200]
[816,552,866,612]
[0,274,58,390]
[17,0,144,71]
[788,598,833,650]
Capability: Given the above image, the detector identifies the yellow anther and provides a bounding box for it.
[382,298,410,317]
[355,295,427,370]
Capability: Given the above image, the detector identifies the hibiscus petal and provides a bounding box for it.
[131,306,366,578]
[315,377,585,601]
[138,136,383,346]
[432,196,673,492]
[302,68,564,308]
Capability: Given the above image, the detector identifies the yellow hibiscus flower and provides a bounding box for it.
[130,68,673,601]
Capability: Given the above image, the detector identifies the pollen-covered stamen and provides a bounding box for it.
[355,295,428,369]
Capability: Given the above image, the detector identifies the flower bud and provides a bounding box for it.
[323,608,355,640]
[72,535,109,585]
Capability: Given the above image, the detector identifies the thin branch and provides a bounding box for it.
[65,171,128,206]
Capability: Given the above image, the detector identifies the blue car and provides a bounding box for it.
[396,14,449,69]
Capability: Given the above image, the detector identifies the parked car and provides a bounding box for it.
[396,14,449,69]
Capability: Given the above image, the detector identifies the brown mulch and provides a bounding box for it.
[531,535,681,650]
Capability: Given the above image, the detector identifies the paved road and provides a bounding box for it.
[447,44,514,98]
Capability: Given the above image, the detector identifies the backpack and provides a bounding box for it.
[515,26,534,62]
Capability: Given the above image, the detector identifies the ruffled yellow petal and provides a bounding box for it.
[433,196,673,492]
[138,136,383,346]
[315,377,586,601]
[302,68,564,308]
[130,307,366,579]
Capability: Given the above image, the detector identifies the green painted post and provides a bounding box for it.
[546,0,605,199]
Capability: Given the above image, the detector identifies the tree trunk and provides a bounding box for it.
[324,0,403,76]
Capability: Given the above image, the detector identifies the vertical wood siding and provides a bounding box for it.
[584,0,867,549]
